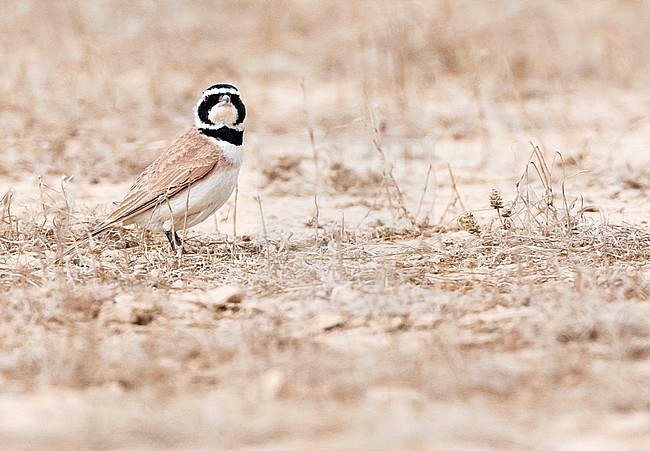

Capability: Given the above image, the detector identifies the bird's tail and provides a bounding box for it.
[56,222,113,264]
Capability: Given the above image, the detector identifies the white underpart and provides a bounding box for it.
[209,139,243,166]
[126,142,243,232]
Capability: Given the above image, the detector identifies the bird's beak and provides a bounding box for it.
[218,94,231,105]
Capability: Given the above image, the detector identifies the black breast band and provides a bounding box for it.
[199,127,243,146]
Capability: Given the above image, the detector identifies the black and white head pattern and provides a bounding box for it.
[195,83,246,146]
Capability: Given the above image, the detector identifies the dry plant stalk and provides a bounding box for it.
[458,212,481,235]
[415,164,436,226]
[438,164,467,228]
[489,188,503,210]
[364,96,416,227]
[489,188,511,229]
[0,188,14,226]
[232,182,239,237]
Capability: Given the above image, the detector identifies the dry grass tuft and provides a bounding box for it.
[1,143,646,300]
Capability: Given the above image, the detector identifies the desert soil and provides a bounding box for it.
[0,1,649,449]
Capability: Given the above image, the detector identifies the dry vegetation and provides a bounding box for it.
[0,0,649,448]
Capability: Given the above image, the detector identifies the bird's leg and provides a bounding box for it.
[164,230,184,253]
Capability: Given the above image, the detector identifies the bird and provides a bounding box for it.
[60,83,246,260]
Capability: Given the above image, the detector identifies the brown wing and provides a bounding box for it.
[104,126,231,225]
[55,127,232,261]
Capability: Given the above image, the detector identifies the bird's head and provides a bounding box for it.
[195,83,246,130]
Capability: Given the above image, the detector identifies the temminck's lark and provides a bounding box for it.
[61,83,246,260]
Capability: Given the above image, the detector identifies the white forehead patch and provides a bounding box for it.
[202,87,240,97]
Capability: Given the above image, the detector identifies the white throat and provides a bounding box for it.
[213,138,243,166]
[196,120,244,132]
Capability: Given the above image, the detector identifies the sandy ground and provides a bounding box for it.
[0,1,649,449]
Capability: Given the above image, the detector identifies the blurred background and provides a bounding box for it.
[0,3,649,447]
[1,0,649,186]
